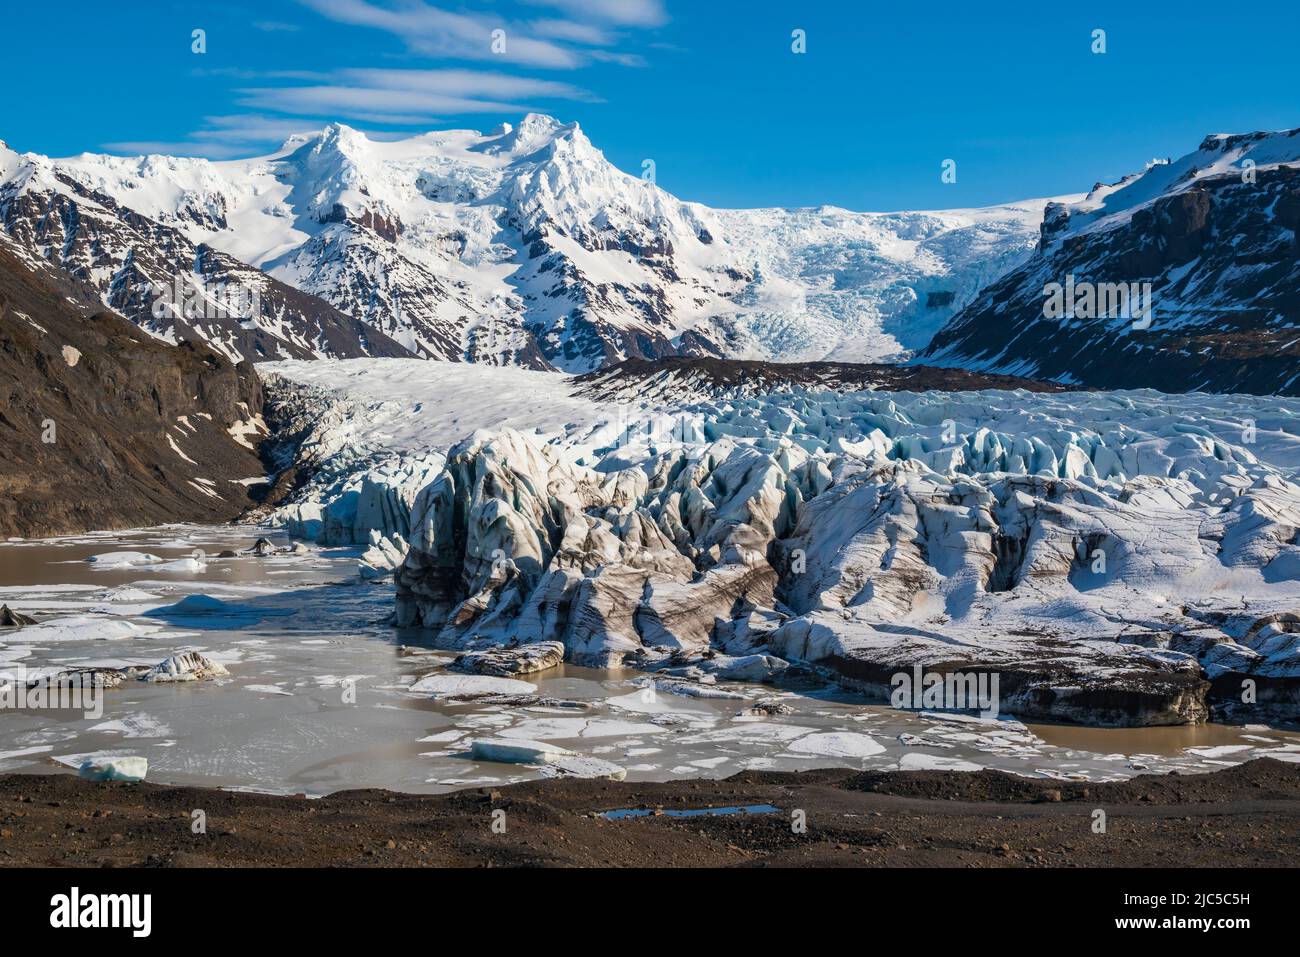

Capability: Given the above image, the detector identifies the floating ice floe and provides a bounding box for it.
[786,731,887,759]
[87,714,172,738]
[96,586,161,603]
[410,673,538,699]
[140,652,229,683]
[537,756,627,780]
[470,737,574,764]
[86,552,163,568]
[470,737,627,780]
[639,678,750,701]
[602,804,780,820]
[504,716,664,740]
[78,755,148,782]
[13,616,161,643]
[897,753,984,772]
[0,604,36,627]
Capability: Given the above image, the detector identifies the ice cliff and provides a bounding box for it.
[264,360,1300,725]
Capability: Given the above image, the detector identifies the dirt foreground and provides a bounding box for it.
[2,759,1298,868]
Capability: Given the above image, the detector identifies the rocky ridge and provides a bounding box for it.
[0,238,268,537]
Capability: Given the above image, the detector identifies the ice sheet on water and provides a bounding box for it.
[785,731,887,759]
[142,594,296,629]
[9,617,163,643]
[411,674,538,698]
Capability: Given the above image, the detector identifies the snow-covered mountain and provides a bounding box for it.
[922,128,1300,394]
[28,115,1057,372]
[0,141,413,364]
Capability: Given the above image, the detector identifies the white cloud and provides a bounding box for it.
[297,0,662,68]
[190,115,324,142]
[235,67,597,121]
[298,0,581,68]
[100,140,258,159]
[523,0,667,27]
[238,85,532,117]
[99,1,666,157]
[529,19,613,45]
[341,68,595,100]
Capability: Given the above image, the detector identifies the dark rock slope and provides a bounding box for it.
[0,241,269,537]
[575,356,1072,403]
[922,129,1300,395]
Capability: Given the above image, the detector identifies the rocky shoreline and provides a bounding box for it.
[2,759,1298,867]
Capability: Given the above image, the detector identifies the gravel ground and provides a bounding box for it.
[2,759,1299,868]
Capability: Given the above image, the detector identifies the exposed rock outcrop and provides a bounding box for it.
[0,604,36,627]
[923,128,1300,395]
[577,356,1072,404]
[450,641,565,677]
[0,242,268,538]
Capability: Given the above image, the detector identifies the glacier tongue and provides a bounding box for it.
[262,359,1300,725]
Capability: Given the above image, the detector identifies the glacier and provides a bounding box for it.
[261,359,1300,726]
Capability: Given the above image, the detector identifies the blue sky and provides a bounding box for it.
[3,0,1297,211]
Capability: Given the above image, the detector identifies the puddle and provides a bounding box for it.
[602,804,781,820]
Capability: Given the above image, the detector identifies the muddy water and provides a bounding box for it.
[1027,721,1274,757]
[1,525,1297,796]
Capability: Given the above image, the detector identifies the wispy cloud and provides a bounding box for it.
[530,19,614,45]
[192,115,326,142]
[252,20,302,32]
[99,139,264,159]
[341,68,595,100]
[101,114,325,157]
[523,0,667,27]
[237,67,597,122]
[297,0,659,68]
[100,1,665,158]
[298,0,577,67]
[239,86,529,117]
[99,65,598,158]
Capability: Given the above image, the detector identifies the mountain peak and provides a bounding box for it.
[273,122,370,159]
[317,122,369,152]
[517,113,565,135]
[478,113,581,159]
